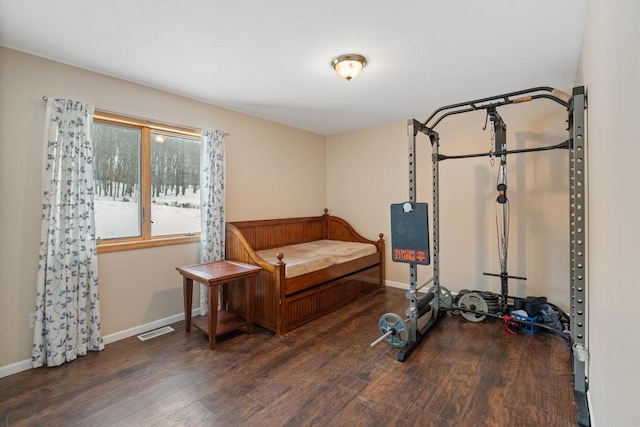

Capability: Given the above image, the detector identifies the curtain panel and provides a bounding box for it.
[199,129,226,315]
[33,98,104,368]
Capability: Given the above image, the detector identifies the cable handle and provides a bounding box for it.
[497,183,507,204]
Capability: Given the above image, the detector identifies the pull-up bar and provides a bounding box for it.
[421,86,571,131]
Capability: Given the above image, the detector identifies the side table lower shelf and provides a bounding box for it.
[191,311,249,337]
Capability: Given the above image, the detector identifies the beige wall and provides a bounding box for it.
[328,101,570,308]
[0,47,326,369]
[326,121,412,284]
[577,1,640,425]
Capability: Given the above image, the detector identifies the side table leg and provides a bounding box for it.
[184,277,193,333]
[221,282,229,311]
[246,276,256,334]
[208,284,218,350]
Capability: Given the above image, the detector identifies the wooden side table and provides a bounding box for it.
[177,260,262,350]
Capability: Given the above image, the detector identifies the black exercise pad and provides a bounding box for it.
[390,202,430,265]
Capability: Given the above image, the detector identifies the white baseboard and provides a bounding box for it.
[102,308,200,345]
[0,359,33,379]
[0,308,201,379]
[385,280,409,290]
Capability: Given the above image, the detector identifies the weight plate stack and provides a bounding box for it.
[480,291,500,314]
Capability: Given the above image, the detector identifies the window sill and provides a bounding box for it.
[97,235,200,254]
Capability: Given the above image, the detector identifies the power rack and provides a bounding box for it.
[371,87,588,426]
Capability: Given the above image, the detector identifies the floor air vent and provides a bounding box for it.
[137,326,175,341]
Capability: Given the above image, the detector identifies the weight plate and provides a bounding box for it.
[427,285,453,308]
[378,312,409,348]
[451,289,469,316]
[457,292,489,323]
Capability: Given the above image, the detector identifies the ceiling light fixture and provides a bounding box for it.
[331,54,367,81]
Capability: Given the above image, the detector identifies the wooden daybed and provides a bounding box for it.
[224,209,385,336]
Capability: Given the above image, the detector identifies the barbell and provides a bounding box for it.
[371,285,453,349]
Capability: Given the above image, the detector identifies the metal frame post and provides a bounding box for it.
[406,120,419,345]
[430,130,440,312]
[397,121,441,362]
[569,86,589,426]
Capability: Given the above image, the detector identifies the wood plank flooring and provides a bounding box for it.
[0,287,577,426]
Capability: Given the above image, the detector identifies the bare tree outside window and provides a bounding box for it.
[91,117,201,245]
[93,122,141,240]
[150,133,201,236]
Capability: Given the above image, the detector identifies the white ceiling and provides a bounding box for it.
[0,1,586,135]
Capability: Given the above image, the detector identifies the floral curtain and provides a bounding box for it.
[33,98,104,368]
[199,129,226,315]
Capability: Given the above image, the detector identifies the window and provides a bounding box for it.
[92,111,201,253]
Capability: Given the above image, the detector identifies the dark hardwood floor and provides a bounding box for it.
[0,287,577,426]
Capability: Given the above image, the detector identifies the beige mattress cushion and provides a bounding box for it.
[256,239,377,278]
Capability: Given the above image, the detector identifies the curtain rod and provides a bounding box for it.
[42,96,229,137]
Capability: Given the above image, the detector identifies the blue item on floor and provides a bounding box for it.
[510,310,539,334]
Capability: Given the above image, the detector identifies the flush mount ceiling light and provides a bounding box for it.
[331,54,367,81]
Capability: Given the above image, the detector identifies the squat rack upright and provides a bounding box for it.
[402,86,588,423]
